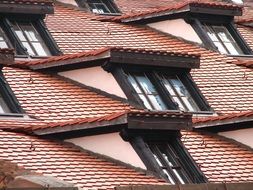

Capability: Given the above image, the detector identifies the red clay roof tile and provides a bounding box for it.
[182,131,253,183]
[193,111,253,128]
[101,0,242,22]
[3,67,129,123]
[0,130,166,189]
[0,129,252,186]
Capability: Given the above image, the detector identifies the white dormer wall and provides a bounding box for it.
[219,128,253,149]
[58,67,127,99]
[148,19,202,44]
[65,132,147,169]
[56,0,78,6]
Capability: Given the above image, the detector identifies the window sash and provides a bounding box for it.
[12,21,51,56]
[203,24,244,55]
[159,74,200,112]
[127,73,167,110]
[0,27,10,49]
[126,71,202,112]
[0,95,11,113]
[148,142,190,184]
[88,0,118,14]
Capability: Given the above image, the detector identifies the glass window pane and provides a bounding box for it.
[14,30,26,41]
[204,24,244,55]
[0,41,8,49]
[172,97,185,111]
[223,42,242,55]
[163,169,176,184]
[22,42,35,56]
[95,4,110,13]
[128,75,142,93]
[148,95,167,110]
[13,22,51,56]
[182,97,200,112]
[32,42,48,57]
[213,41,228,54]
[24,30,39,42]
[139,95,152,110]
[162,79,176,95]
[0,97,11,113]
[135,75,157,94]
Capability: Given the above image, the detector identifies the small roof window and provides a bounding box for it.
[76,0,121,15]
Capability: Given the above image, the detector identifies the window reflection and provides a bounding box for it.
[204,24,243,55]
[12,22,51,56]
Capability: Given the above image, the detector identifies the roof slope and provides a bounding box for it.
[43,3,253,114]
[113,0,235,14]
[182,131,253,183]
[3,67,129,122]
[0,130,165,190]
[0,129,252,187]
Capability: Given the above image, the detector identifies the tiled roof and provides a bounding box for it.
[0,130,166,190]
[14,47,199,69]
[102,0,242,22]
[113,0,236,14]
[194,111,253,124]
[182,131,253,183]
[0,129,252,186]
[3,67,129,122]
[29,3,253,115]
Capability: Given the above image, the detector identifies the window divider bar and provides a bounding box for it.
[2,18,27,55]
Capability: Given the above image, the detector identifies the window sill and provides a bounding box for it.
[227,54,253,58]
[15,55,51,59]
[93,12,122,16]
[0,113,27,118]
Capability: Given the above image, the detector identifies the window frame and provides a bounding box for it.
[189,15,252,55]
[113,66,211,113]
[128,131,207,184]
[0,14,61,57]
[76,0,121,15]
[0,70,23,115]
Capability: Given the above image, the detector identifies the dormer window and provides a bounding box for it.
[125,69,209,113]
[0,16,60,57]
[129,133,207,184]
[12,21,51,56]
[0,93,11,113]
[0,28,10,49]
[0,72,23,115]
[203,24,244,55]
[191,16,252,55]
[76,0,120,15]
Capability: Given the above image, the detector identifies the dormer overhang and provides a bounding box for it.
[14,47,200,72]
[101,1,243,24]
[0,0,54,15]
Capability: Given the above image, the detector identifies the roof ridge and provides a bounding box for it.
[99,0,242,22]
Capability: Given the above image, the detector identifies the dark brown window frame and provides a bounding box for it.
[76,0,121,15]
[189,14,252,55]
[0,14,61,57]
[125,130,207,184]
[0,70,23,115]
[112,66,211,113]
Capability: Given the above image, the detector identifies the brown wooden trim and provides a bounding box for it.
[127,115,192,131]
[110,51,200,69]
[0,4,54,15]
